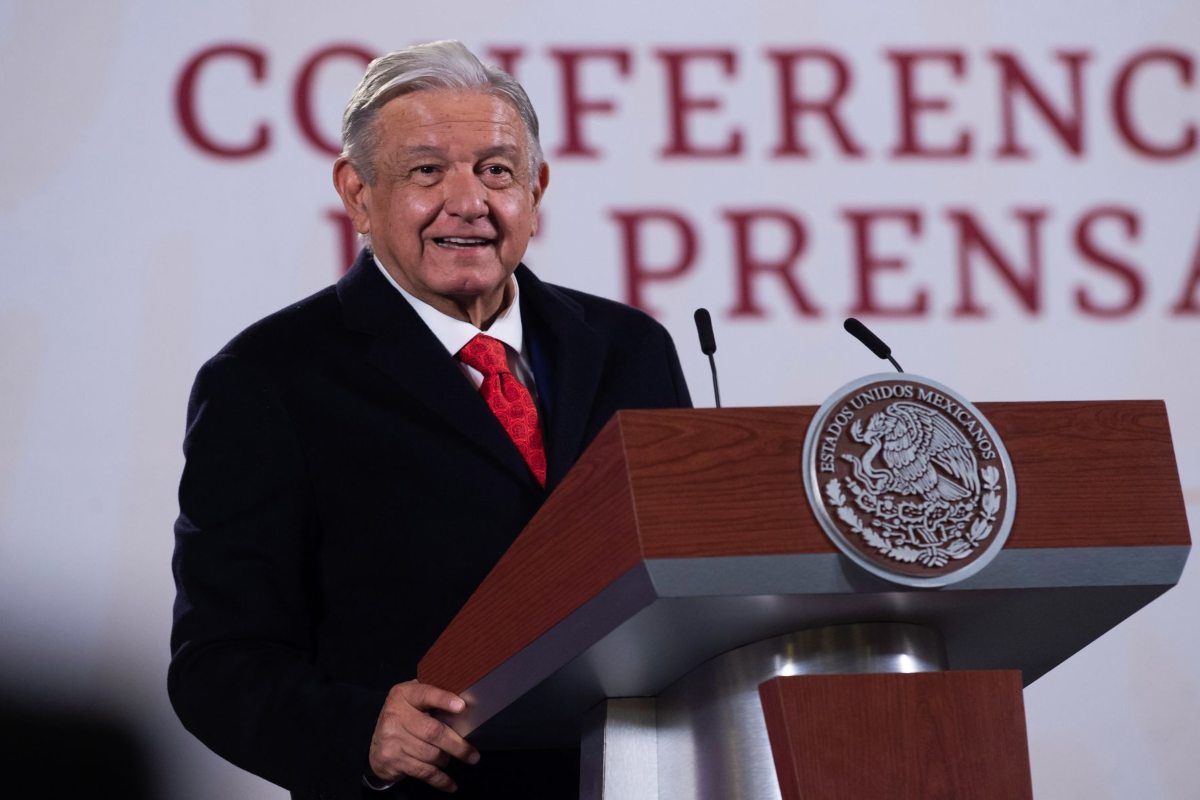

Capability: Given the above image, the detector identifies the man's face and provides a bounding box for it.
[335,90,549,324]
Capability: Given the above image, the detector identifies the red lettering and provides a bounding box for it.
[993,50,1090,158]
[768,49,864,157]
[550,48,633,158]
[175,44,270,158]
[949,208,1047,316]
[1170,223,1200,314]
[294,45,375,157]
[1073,207,1144,317]
[611,209,697,315]
[657,49,743,157]
[724,209,819,318]
[1112,49,1197,158]
[844,209,927,317]
[888,50,971,158]
[485,47,525,78]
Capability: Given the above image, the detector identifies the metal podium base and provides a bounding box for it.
[579,623,947,800]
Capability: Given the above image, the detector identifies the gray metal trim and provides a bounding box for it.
[448,561,659,737]
[643,545,1190,596]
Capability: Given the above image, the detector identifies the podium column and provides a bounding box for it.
[582,623,960,800]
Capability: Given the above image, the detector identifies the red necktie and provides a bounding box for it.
[456,334,547,487]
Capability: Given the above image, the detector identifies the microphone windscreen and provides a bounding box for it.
[694,308,717,355]
[843,317,891,359]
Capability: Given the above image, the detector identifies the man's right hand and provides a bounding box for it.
[367,680,481,793]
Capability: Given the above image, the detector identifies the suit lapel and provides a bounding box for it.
[336,253,539,491]
[517,266,608,490]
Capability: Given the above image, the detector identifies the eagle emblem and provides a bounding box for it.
[803,375,1015,587]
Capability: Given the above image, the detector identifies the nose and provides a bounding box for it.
[442,167,488,222]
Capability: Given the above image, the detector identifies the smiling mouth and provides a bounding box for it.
[433,237,493,248]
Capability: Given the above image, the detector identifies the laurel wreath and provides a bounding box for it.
[825,465,1002,568]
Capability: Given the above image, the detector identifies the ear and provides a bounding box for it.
[332,157,372,235]
[530,161,550,236]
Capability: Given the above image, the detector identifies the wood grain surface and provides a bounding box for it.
[760,671,1033,800]
[620,401,1188,557]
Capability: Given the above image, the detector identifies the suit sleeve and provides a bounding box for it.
[662,324,693,409]
[169,353,387,800]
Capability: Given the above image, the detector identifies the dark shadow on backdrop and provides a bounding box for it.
[0,691,156,799]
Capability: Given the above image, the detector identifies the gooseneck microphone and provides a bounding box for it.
[843,317,904,373]
[693,308,722,408]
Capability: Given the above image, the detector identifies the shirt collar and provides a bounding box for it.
[374,255,524,357]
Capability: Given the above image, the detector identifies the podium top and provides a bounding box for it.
[419,401,1191,748]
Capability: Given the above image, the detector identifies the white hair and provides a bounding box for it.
[341,40,544,187]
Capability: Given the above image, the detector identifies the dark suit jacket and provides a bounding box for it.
[169,252,691,799]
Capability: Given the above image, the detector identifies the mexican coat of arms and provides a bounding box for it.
[802,374,1017,587]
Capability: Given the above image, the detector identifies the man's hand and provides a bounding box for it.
[368,680,480,793]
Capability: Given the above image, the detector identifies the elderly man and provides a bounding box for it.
[169,40,691,799]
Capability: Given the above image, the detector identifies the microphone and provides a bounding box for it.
[693,308,722,408]
[843,318,904,373]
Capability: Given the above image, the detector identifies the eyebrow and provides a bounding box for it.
[476,145,521,162]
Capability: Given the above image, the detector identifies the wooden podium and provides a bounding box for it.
[418,402,1190,799]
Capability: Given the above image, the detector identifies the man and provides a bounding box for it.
[169,40,691,799]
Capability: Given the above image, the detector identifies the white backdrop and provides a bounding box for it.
[1,1,1197,797]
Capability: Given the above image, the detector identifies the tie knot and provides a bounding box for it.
[457,334,509,376]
